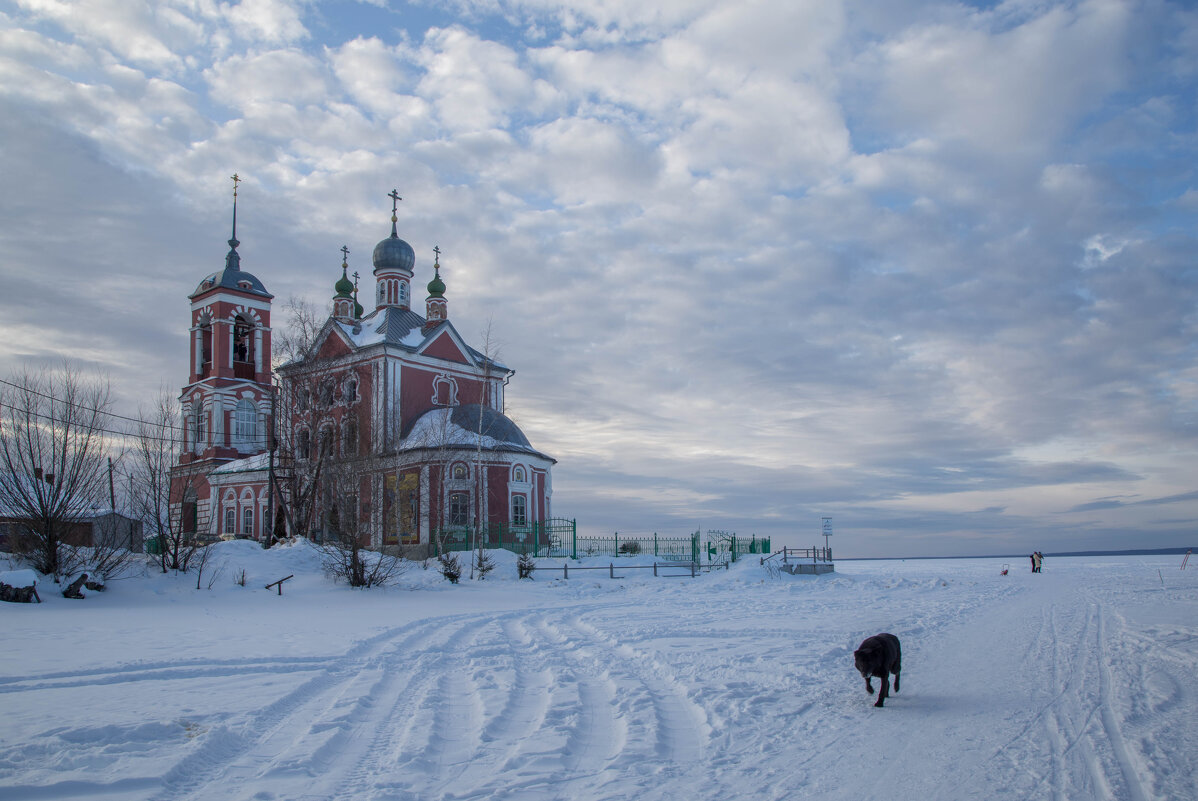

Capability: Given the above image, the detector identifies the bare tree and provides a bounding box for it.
[0,365,112,578]
[316,455,406,587]
[273,296,327,368]
[131,393,202,572]
[471,319,501,579]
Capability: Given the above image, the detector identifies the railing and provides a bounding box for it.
[572,531,699,562]
[534,561,704,579]
[761,545,834,566]
[705,531,771,563]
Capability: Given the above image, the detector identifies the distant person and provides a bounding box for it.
[1030,553,1036,573]
[1033,552,1043,573]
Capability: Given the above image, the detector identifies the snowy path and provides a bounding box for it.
[1,555,1195,800]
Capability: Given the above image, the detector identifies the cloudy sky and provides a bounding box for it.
[1,0,1196,557]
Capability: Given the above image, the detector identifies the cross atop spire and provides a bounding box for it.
[388,188,401,237]
[341,244,350,265]
[433,245,440,266]
[230,173,241,242]
[225,172,242,272]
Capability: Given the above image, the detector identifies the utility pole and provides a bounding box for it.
[268,382,278,545]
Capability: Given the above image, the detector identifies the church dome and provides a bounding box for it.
[427,272,445,297]
[335,269,354,297]
[373,233,415,274]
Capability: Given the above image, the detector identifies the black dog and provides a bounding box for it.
[854,633,901,707]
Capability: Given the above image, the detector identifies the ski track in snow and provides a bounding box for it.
[2,556,1196,801]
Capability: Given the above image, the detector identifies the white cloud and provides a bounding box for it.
[222,0,308,45]
[206,48,331,109]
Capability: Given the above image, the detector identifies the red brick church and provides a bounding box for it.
[171,184,555,554]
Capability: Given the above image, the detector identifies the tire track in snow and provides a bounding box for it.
[531,615,625,774]
[1094,606,1149,801]
[145,615,472,801]
[0,657,334,695]
[319,615,494,801]
[565,616,708,765]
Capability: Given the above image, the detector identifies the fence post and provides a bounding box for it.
[614,531,619,556]
[654,532,658,557]
[564,562,568,579]
[653,562,658,577]
[609,562,614,579]
[572,524,577,560]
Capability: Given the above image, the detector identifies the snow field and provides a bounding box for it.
[1,543,1196,800]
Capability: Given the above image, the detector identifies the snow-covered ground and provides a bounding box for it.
[2,542,1195,801]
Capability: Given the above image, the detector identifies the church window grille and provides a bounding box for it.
[511,495,527,527]
[449,492,469,527]
[242,507,253,536]
[224,507,235,535]
[234,399,257,446]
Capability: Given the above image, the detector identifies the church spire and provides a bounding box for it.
[225,172,241,272]
[425,245,448,331]
[333,245,356,321]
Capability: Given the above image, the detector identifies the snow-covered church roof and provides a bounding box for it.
[400,404,554,463]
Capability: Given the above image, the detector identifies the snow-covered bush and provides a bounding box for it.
[474,550,495,579]
[438,552,461,584]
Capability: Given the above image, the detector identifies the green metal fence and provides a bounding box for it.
[571,531,700,562]
[432,518,575,558]
[705,530,771,563]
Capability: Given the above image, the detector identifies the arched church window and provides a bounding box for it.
[342,415,358,457]
[234,399,257,446]
[319,378,335,407]
[200,321,212,371]
[344,375,358,403]
[297,429,311,461]
[242,507,254,536]
[511,494,527,527]
[233,316,253,364]
[319,426,334,458]
[195,409,206,452]
[449,492,469,527]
